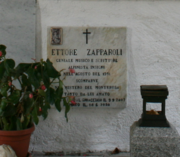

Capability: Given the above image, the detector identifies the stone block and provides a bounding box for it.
[130,121,180,157]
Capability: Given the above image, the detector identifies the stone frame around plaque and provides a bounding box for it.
[51,27,63,45]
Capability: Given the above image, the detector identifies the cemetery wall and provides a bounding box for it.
[0,0,35,63]
[1,0,180,153]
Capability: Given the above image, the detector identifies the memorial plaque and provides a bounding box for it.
[47,27,127,108]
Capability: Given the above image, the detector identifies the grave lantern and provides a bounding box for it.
[139,85,170,127]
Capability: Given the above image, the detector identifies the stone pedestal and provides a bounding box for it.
[130,121,180,157]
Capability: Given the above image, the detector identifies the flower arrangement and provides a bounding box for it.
[0,44,74,131]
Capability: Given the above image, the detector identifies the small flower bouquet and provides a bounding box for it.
[0,44,73,130]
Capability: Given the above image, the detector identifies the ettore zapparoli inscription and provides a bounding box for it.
[47,27,127,108]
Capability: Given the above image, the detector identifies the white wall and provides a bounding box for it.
[0,0,35,63]
[1,0,180,153]
[31,0,180,153]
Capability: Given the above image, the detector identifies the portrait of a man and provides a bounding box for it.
[51,27,62,45]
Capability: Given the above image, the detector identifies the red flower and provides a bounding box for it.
[41,85,46,90]
[71,100,76,105]
[69,68,75,73]
[0,51,2,57]
[34,66,37,69]
[8,81,12,86]
[39,107,42,112]
[29,93,33,99]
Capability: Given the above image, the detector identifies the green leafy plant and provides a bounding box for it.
[0,44,72,130]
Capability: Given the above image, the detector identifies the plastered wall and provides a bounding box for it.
[1,0,180,153]
[0,0,35,63]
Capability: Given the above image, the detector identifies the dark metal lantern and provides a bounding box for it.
[139,85,170,127]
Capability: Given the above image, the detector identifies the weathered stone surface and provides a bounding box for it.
[130,121,180,157]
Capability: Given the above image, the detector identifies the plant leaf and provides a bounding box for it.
[26,67,40,89]
[14,63,31,78]
[0,98,8,110]
[63,97,70,121]
[0,45,6,50]
[46,59,59,78]
[9,116,17,130]
[22,114,31,129]
[54,84,63,112]
[5,59,15,69]
[55,99,61,112]
[37,89,46,97]
[4,59,15,76]
[21,74,30,86]
[16,118,23,130]
[2,117,10,130]
[31,105,39,125]
[0,84,9,97]
[42,70,50,87]
[23,92,34,115]
[41,103,50,119]
[46,87,55,105]
[0,62,5,80]
[8,90,21,104]
[1,104,16,117]
[55,86,63,99]
[0,45,6,56]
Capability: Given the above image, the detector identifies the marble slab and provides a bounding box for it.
[47,27,127,108]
